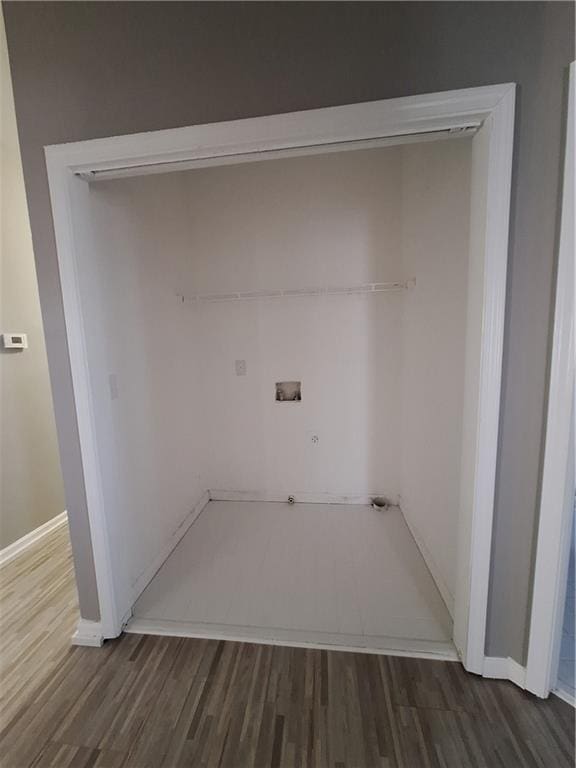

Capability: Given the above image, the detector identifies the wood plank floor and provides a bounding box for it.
[0,523,78,730]
[0,525,574,767]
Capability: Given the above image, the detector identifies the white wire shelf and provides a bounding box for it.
[177,279,415,304]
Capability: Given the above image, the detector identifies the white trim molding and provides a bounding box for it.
[209,490,400,507]
[483,656,527,689]
[126,618,459,662]
[452,89,516,676]
[401,503,455,618]
[526,62,575,699]
[44,83,516,675]
[71,619,105,648]
[0,512,68,567]
[46,85,505,180]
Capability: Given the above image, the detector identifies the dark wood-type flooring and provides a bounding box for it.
[0,527,574,768]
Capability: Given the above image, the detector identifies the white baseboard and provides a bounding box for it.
[126,617,459,662]
[130,490,210,602]
[208,489,399,506]
[483,656,527,688]
[0,511,68,567]
[72,619,104,647]
[399,503,455,618]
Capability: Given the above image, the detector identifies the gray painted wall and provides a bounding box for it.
[3,1,573,661]
[0,13,64,549]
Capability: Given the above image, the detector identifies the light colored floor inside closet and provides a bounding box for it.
[129,501,455,658]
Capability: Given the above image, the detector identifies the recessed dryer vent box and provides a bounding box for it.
[276,381,301,401]
[2,333,28,350]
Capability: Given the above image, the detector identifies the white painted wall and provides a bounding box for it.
[74,180,205,615]
[182,150,406,498]
[197,295,403,497]
[399,140,472,616]
[81,141,471,612]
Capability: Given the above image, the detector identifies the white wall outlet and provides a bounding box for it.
[235,359,247,376]
[2,332,28,350]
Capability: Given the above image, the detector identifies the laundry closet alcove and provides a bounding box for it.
[45,85,515,675]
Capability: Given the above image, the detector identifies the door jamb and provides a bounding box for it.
[525,62,575,700]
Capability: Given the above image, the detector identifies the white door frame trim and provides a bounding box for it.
[45,83,515,669]
[525,63,575,699]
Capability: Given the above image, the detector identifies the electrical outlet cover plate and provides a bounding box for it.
[2,333,28,349]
